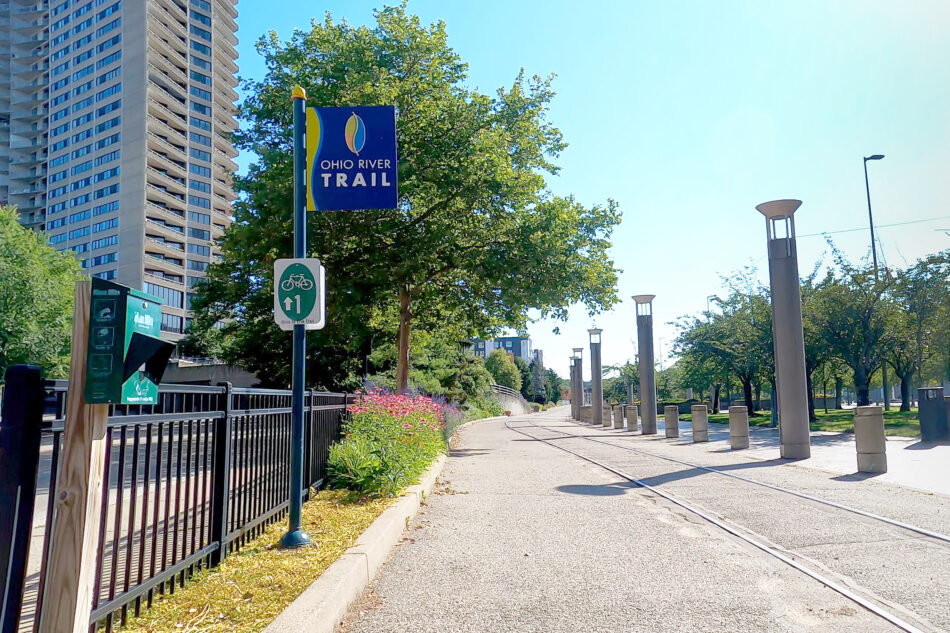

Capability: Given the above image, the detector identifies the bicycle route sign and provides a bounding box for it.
[274,258,326,331]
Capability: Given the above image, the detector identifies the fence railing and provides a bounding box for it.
[0,366,349,633]
[490,383,533,415]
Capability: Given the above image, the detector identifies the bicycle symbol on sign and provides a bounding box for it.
[280,274,313,292]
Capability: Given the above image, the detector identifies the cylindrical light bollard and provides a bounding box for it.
[613,404,624,429]
[664,405,679,438]
[729,405,750,449]
[602,401,612,428]
[571,355,582,421]
[691,404,709,442]
[757,200,811,459]
[854,406,887,473]
[626,404,639,433]
[581,405,593,424]
[634,295,658,435]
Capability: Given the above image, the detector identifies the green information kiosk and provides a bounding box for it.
[84,278,176,405]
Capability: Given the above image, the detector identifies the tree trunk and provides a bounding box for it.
[822,378,828,414]
[834,377,843,409]
[806,370,816,422]
[854,364,870,406]
[395,285,411,394]
[742,377,756,414]
[897,371,912,412]
[712,383,721,414]
[754,382,761,411]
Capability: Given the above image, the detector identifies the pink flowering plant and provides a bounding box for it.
[327,390,447,496]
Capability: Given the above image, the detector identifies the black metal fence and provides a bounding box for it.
[0,366,349,633]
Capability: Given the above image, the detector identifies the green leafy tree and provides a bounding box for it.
[810,249,894,406]
[485,348,522,391]
[545,368,561,403]
[528,360,546,403]
[513,355,531,399]
[884,252,949,410]
[186,6,620,391]
[0,206,84,378]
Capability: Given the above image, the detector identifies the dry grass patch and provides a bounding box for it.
[122,490,392,633]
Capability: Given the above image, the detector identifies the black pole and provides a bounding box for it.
[0,365,45,633]
[863,157,879,277]
[281,87,312,549]
[864,155,890,410]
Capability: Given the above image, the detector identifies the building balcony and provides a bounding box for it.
[147,113,188,146]
[146,236,185,256]
[212,132,236,157]
[146,217,185,240]
[147,131,187,163]
[147,2,187,39]
[148,83,188,117]
[146,201,186,224]
[146,165,187,195]
[147,46,189,86]
[147,65,187,102]
[146,183,187,211]
[145,252,185,274]
[145,270,184,287]
[146,149,187,179]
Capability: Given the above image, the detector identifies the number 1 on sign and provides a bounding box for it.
[295,295,301,313]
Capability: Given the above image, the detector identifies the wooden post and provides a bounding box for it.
[38,281,109,633]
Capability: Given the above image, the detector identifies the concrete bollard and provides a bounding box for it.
[581,405,593,424]
[613,404,624,429]
[602,402,612,428]
[691,404,709,442]
[729,406,750,449]
[854,406,887,473]
[664,405,679,438]
[626,404,639,432]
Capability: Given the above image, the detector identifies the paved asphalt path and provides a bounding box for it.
[338,407,949,632]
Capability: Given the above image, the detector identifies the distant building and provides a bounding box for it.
[472,336,541,363]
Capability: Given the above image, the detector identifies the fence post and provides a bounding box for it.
[303,388,315,498]
[38,281,110,633]
[209,382,233,567]
[0,365,46,633]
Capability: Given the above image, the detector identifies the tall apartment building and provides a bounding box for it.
[0,0,239,339]
[472,336,542,365]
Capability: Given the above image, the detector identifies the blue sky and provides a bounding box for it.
[234,0,950,380]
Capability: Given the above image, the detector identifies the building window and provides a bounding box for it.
[144,283,184,308]
[160,313,183,333]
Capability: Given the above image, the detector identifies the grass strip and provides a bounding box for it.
[683,408,921,437]
[122,490,392,633]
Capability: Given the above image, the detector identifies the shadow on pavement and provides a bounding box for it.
[556,482,635,496]
[832,471,885,482]
[905,440,949,450]
[448,449,491,458]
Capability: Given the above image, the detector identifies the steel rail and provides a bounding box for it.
[507,418,930,633]
[539,418,950,545]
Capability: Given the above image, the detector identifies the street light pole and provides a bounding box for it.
[864,154,888,409]
[863,155,884,276]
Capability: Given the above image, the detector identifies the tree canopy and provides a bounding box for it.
[0,205,84,379]
[186,5,620,391]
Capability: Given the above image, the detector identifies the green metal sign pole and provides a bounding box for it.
[281,86,311,549]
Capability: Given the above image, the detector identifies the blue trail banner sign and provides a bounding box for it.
[306,106,398,211]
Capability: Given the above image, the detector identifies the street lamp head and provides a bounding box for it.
[588,328,602,344]
[865,154,885,161]
[632,294,655,305]
[755,199,802,220]
[572,347,584,358]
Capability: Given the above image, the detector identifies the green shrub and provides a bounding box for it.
[462,393,503,421]
[327,392,446,496]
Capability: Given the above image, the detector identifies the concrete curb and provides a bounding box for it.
[261,454,446,633]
